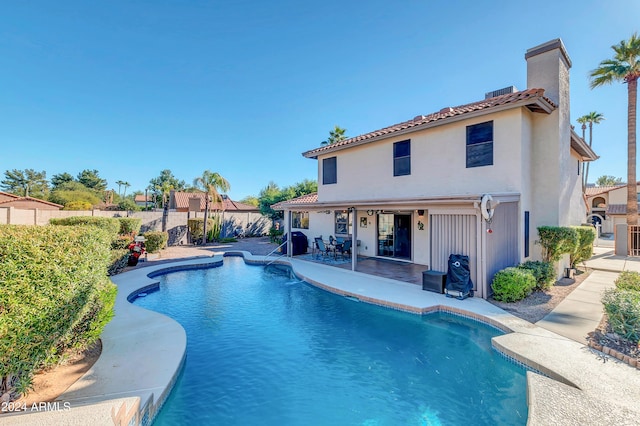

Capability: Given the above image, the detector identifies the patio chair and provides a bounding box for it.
[335,239,352,260]
[329,235,335,246]
[314,237,332,259]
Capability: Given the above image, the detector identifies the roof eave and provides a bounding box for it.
[302,97,556,159]
[570,129,599,161]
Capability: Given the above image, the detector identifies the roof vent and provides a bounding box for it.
[485,86,518,99]
[413,115,426,121]
[439,107,453,114]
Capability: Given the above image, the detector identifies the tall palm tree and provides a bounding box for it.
[122,181,131,197]
[115,180,125,197]
[193,170,230,245]
[321,125,347,146]
[590,33,640,225]
[577,112,605,190]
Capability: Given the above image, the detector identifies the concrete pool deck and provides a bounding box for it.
[4,248,640,425]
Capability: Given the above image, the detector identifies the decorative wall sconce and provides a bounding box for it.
[367,209,374,216]
[418,209,425,217]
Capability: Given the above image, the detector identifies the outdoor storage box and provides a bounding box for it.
[422,270,446,293]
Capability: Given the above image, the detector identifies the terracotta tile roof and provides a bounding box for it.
[272,192,318,210]
[302,88,556,158]
[171,191,258,211]
[134,194,150,202]
[0,191,20,201]
[585,185,625,196]
[607,204,640,215]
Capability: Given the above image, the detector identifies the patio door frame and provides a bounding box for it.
[376,212,412,260]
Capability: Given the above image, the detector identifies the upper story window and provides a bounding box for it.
[466,121,493,168]
[322,157,337,185]
[393,140,411,176]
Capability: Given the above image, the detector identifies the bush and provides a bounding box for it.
[615,271,640,292]
[0,225,116,400]
[269,227,284,243]
[50,216,120,238]
[188,218,214,243]
[518,261,555,290]
[143,231,168,253]
[602,289,640,343]
[537,226,579,263]
[570,226,596,267]
[491,267,536,302]
[111,235,134,250]
[118,218,142,236]
[64,200,92,210]
[108,249,130,275]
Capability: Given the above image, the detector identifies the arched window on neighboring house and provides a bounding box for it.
[592,197,606,209]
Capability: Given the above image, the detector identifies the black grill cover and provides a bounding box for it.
[445,254,473,293]
[282,231,308,255]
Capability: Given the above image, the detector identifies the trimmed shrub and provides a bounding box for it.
[570,226,596,267]
[143,231,168,253]
[491,267,536,302]
[50,216,120,238]
[518,260,555,290]
[108,249,130,275]
[537,226,579,263]
[0,225,116,400]
[118,217,142,236]
[63,200,92,210]
[112,235,134,250]
[615,271,640,292]
[602,289,640,343]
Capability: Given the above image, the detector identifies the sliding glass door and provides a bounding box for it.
[377,213,411,259]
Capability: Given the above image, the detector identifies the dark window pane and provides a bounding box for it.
[394,140,410,157]
[394,157,411,176]
[467,121,493,145]
[323,157,337,184]
[466,142,493,167]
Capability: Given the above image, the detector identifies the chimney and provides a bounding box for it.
[525,38,571,106]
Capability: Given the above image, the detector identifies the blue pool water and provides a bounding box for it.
[134,257,527,425]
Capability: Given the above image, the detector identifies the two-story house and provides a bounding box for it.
[276,39,597,299]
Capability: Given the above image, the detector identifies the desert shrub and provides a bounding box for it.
[143,231,168,253]
[188,218,214,243]
[537,226,579,263]
[570,226,596,267]
[50,216,120,238]
[615,271,640,292]
[269,226,284,243]
[491,267,536,302]
[0,225,116,400]
[518,260,555,290]
[602,289,640,343]
[118,217,142,236]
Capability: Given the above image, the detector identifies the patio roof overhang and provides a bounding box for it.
[276,192,520,211]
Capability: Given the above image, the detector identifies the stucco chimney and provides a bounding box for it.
[525,38,571,106]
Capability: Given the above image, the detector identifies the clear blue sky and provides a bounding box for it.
[1,0,638,200]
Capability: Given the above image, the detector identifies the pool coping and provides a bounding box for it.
[4,252,640,425]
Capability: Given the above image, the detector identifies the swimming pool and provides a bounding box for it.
[134,257,527,425]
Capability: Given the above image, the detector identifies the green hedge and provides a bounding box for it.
[570,226,596,267]
[0,225,117,399]
[518,261,555,290]
[50,216,120,238]
[143,231,168,253]
[491,267,536,302]
[537,226,579,263]
[118,217,142,236]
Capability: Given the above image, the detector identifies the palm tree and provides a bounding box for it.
[122,181,131,197]
[321,125,347,146]
[590,33,640,226]
[193,170,230,245]
[577,112,605,190]
[115,180,125,197]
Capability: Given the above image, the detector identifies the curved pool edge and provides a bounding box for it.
[1,255,224,426]
[5,252,638,425]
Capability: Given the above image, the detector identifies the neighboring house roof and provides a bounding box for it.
[585,184,625,197]
[272,192,318,210]
[171,191,258,211]
[0,196,63,209]
[0,191,20,202]
[134,194,150,202]
[607,204,640,215]
[302,88,557,159]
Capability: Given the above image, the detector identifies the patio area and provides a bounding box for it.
[293,252,429,286]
